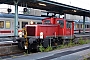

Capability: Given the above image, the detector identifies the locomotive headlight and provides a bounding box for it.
[30,21,34,24]
[40,32,43,39]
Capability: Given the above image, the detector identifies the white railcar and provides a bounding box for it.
[0,13,46,36]
[74,20,90,33]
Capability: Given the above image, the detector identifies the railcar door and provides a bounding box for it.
[11,21,14,36]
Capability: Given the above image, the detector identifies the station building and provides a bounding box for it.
[0,4,90,22]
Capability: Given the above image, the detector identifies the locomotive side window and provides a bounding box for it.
[5,21,10,29]
[57,20,64,28]
[22,22,28,28]
[44,20,50,24]
[0,21,4,28]
[66,21,71,28]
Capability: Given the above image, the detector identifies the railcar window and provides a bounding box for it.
[18,22,19,25]
[89,25,90,28]
[81,24,83,28]
[76,24,79,28]
[87,25,90,28]
[85,25,87,28]
[66,21,71,28]
[22,22,28,28]
[5,21,10,28]
[57,20,64,28]
[0,21,4,28]
[44,20,50,24]
[87,25,88,28]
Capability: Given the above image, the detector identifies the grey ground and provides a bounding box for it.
[2,44,90,60]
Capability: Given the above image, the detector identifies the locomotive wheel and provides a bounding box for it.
[18,41,24,50]
[28,41,38,53]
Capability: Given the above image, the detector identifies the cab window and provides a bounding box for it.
[66,21,72,28]
[0,21,4,28]
[57,20,64,28]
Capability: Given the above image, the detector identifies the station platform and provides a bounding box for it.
[74,32,90,38]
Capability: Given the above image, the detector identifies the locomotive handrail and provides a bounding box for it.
[22,28,27,38]
[22,27,28,50]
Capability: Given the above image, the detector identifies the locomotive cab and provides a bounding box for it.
[42,17,74,39]
[56,18,74,39]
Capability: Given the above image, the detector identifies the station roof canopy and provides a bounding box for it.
[0,0,90,17]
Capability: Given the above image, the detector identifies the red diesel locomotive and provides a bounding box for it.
[17,17,74,51]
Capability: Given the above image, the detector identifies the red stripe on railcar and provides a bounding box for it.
[0,31,11,33]
[0,30,22,33]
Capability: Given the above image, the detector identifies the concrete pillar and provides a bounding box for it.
[83,16,85,34]
[14,0,18,36]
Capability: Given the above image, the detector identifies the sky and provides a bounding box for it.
[50,0,90,10]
